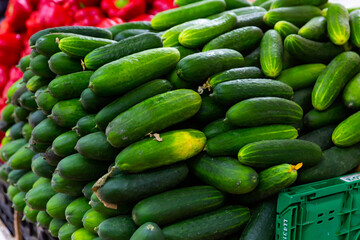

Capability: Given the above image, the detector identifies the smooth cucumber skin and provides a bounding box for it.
[74,115,98,137]
[109,22,153,36]
[44,146,63,167]
[274,21,299,38]
[304,103,348,129]
[35,33,75,57]
[312,52,360,111]
[16,171,39,192]
[350,10,360,47]
[37,211,53,229]
[89,48,180,97]
[9,122,25,140]
[225,0,250,9]
[192,96,225,124]
[292,87,313,113]
[114,29,151,41]
[51,99,87,128]
[82,208,107,234]
[76,132,119,161]
[97,216,137,240]
[97,163,188,205]
[9,144,36,170]
[211,79,293,105]
[82,181,95,200]
[95,79,173,131]
[23,205,39,223]
[58,223,79,240]
[7,169,28,185]
[30,54,56,78]
[65,197,92,227]
[190,155,258,194]
[25,181,56,210]
[49,52,83,76]
[106,90,201,148]
[206,124,298,156]
[130,222,164,240]
[71,228,98,240]
[208,6,267,20]
[151,0,226,30]
[271,0,327,8]
[132,186,225,226]
[7,185,20,201]
[90,194,131,217]
[327,3,350,45]
[33,177,51,188]
[26,76,50,93]
[52,131,80,157]
[167,70,195,90]
[51,173,86,197]
[49,218,67,237]
[176,49,244,84]
[299,125,336,150]
[12,191,26,212]
[7,79,24,103]
[179,13,237,48]
[31,154,56,178]
[284,34,344,63]
[80,88,114,114]
[18,55,31,72]
[173,46,199,59]
[239,199,276,240]
[21,123,33,141]
[175,0,202,6]
[163,205,250,240]
[18,91,37,111]
[226,97,303,127]
[1,104,15,124]
[85,33,162,70]
[23,70,35,83]
[298,16,327,41]
[203,26,263,52]
[35,87,59,115]
[343,72,360,109]
[0,138,26,161]
[32,118,65,144]
[260,30,283,78]
[46,193,76,219]
[238,139,322,168]
[277,64,326,90]
[264,6,322,27]
[209,67,263,87]
[332,111,360,147]
[236,12,268,29]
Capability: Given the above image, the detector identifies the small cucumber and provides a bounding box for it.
[109,22,152,36]
[36,88,59,115]
[31,154,56,178]
[71,228,98,240]
[130,223,164,240]
[11,85,27,107]
[26,76,49,93]
[74,115,98,137]
[80,88,115,114]
[236,12,268,29]
[1,104,15,124]
[7,79,24,103]
[7,185,20,201]
[32,118,65,144]
[49,52,84,75]
[12,192,27,212]
[327,3,350,45]
[18,55,31,72]
[203,119,235,139]
[65,197,92,228]
[298,16,327,41]
[83,181,95,200]
[173,46,199,59]
[304,103,348,129]
[23,205,39,223]
[225,0,251,9]
[25,181,56,210]
[49,218,66,237]
[21,123,33,141]
[343,72,360,109]
[192,96,225,124]
[260,30,283,78]
[7,169,28,185]
[29,55,56,78]
[13,107,30,123]
[23,70,35,83]
[90,194,131,217]
[46,193,76,219]
[167,70,194,90]
[208,6,266,20]
[299,125,336,150]
[350,10,360,47]
[37,211,53,229]
[29,137,51,153]
[9,121,25,140]
[52,131,80,157]
[271,0,327,9]
[332,111,360,147]
[114,29,151,41]
[274,21,299,38]
[51,173,86,197]
[17,171,39,192]
[50,99,87,128]
[35,33,75,57]
[58,223,79,240]
[44,146,63,167]
[9,144,37,170]
[97,216,136,240]
[83,209,108,234]
[209,66,263,87]
[18,91,37,111]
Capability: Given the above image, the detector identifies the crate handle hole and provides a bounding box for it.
[318,213,324,217]
[317,220,323,224]
[329,210,335,214]
[329,217,334,221]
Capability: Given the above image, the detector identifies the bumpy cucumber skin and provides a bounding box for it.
[109,21,152,36]
[130,222,165,240]
[31,155,56,178]
[35,33,75,57]
[50,99,87,128]
[52,131,80,157]
[46,193,76,219]
[48,52,83,76]
[350,10,360,47]
[31,118,66,144]
[299,125,336,150]
[74,115,98,137]
[65,197,92,228]
[343,73,360,109]
[298,16,327,41]
[312,51,360,111]
[18,55,31,72]
[51,173,85,197]
[58,223,78,240]
[80,88,115,114]
[29,55,55,78]
[274,21,299,38]
[9,144,37,170]
[97,216,137,240]
[332,111,360,147]
[209,67,263,87]
[260,30,283,78]
[35,88,59,115]
[327,3,350,45]
[114,29,151,41]
[271,0,327,9]
[25,182,56,211]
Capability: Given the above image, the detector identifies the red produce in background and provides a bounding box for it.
[0,33,22,66]
[74,6,105,26]
[76,0,102,6]
[97,17,124,28]
[149,0,175,14]
[5,0,32,32]
[0,66,9,96]
[129,14,153,22]
[101,0,146,21]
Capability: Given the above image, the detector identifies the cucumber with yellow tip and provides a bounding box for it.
[260,30,283,78]
[327,3,350,45]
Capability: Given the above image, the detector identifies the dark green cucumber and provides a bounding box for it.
[95,79,173,130]
[7,185,20,201]
[190,155,258,194]
[26,76,49,93]
[49,218,66,237]
[82,208,108,234]
[211,79,293,105]
[167,70,195,90]
[109,22,153,36]
[23,205,39,223]
[0,120,10,132]
[9,121,25,140]
[29,136,50,153]
[114,29,151,41]
[58,223,79,240]
[25,181,56,210]
[73,115,98,137]
[83,181,95,200]
[224,0,250,9]
[44,146,63,166]
[11,85,27,106]
[57,153,109,181]
[13,107,30,123]
[226,97,303,127]
[35,87,59,115]
[31,154,56,178]
[85,33,162,70]
[299,125,336,150]
[97,163,188,205]
[18,55,31,72]
[350,10,360,47]
[284,34,344,63]
[208,6,267,19]
[71,228,98,240]
[33,176,51,188]
[76,132,119,161]
[274,21,299,38]
[260,0,273,10]
[1,104,15,124]
[49,72,93,100]
[239,199,276,240]
[312,51,360,111]
[203,118,235,139]
[193,96,226,124]
[32,118,65,144]
[23,70,35,83]
[89,48,179,97]
[209,67,263,87]
[52,131,80,157]
[37,211,53,228]
[235,164,299,204]
[298,145,360,183]
[176,49,243,84]
[16,171,39,192]
[151,0,226,30]
[97,216,136,240]
[260,30,283,78]
[115,129,205,173]
[332,111,360,147]
[235,12,268,29]
[51,173,86,196]
[12,191,26,212]
[7,79,24,103]
[277,64,326,90]
[65,197,92,227]
[327,3,350,45]
[292,87,313,113]
[90,193,131,217]
[80,88,115,114]
[0,162,11,181]
[130,222,164,240]
[49,52,84,75]
[21,123,33,141]
[7,169,28,185]
[304,103,348,129]
[35,33,76,57]
[18,91,37,111]
[50,99,87,128]
[46,193,76,219]
[29,55,56,78]
[206,124,298,156]
[271,0,327,8]
[162,205,250,240]
[9,144,36,170]
[132,186,225,226]
[264,6,322,27]
[343,72,360,109]
[173,46,199,59]
[298,16,327,41]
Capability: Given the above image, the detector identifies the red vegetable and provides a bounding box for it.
[129,14,154,22]
[2,66,22,101]
[97,17,124,28]
[73,7,105,26]
[75,0,102,7]
[0,66,9,95]
[0,33,22,66]
[149,0,176,14]
[5,0,33,32]
[101,0,146,21]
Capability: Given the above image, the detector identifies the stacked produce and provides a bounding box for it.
[0,0,360,239]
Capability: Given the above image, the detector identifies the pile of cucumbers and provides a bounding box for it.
[0,0,360,239]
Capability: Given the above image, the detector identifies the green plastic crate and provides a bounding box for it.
[276,173,360,240]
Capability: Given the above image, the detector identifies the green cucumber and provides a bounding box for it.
[190,155,258,194]
[292,87,313,113]
[97,163,188,205]
[57,153,109,181]
[58,223,79,240]
[332,111,360,147]
[132,186,225,226]
[97,216,137,240]
[7,185,20,201]
[299,125,336,150]
[350,10,360,47]
[179,13,237,48]
[175,0,202,6]
[114,29,151,41]
[89,48,180,96]
[260,30,283,78]
[260,0,273,10]
[0,162,10,181]
[29,55,56,78]
[9,144,36,170]
[298,16,327,41]
[225,0,251,9]
[264,6,322,27]
[236,12,268,29]
[52,131,80,157]
[211,79,293,105]
[115,129,206,173]
[7,79,24,103]
[21,123,33,141]
[49,218,66,237]
[109,22,152,36]
[71,228,98,240]
[271,0,327,8]
[26,76,49,93]
[106,90,201,148]
[193,96,225,124]
[12,191,26,212]
[32,118,65,144]
[206,124,298,156]
[203,118,235,139]
[203,26,263,52]
[167,70,195,90]
[274,21,299,38]
[277,64,326,90]
[7,169,28,185]
[51,173,86,197]
[176,49,244,84]
[74,115,98,137]
[208,6,267,19]
[49,71,93,100]
[49,52,84,75]
[33,177,51,187]
[23,205,39,223]
[173,46,199,59]
[83,181,95,200]
[37,211,53,228]
[83,208,108,234]
[254,0,270,6]
[238,139,322,168]
[25,181,56,210]
[85,33,162,70]
[75,132,119,161]
[31,154,56,178]
[23,70,35,83]
[90,194,131,217]
[130,223,164,240]
[18,91,37,111]
[80,88,114,114]
[284,34,344,63]
[11,85,27,106]
[327,3,350,45]
[343,72,360,109]
[35,87,59,115]
[151,0,226,30]
[58,36,116,58]
[50,99,87,128]
[0,120,10,132]
[16,171,39,192]
[46,193,76,219]
[18,55,31,72]
[9,121,25,140]
[304,103,348,129]
[312,51,360,111]
[65,197,92,227]
[226,97,303,127]
[162,205,250,240]
[13,107,30,123]
[1,104,15,124]
[44,146,63,166]
[209,66,263,87]
[35,33,76,57]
